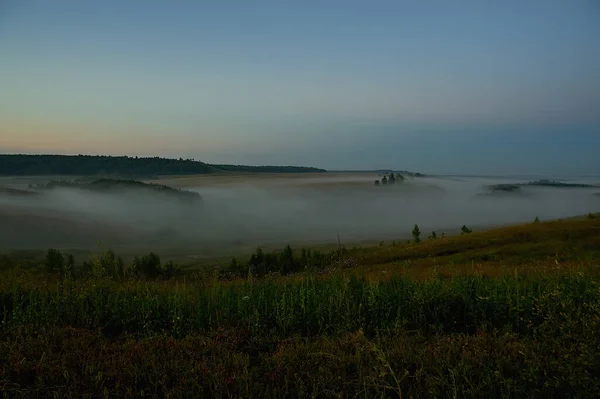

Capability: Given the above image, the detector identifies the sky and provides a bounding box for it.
[1,0,599,175]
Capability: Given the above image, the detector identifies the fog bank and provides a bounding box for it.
[1,174,598,257]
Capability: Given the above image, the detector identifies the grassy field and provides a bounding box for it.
[1,217,599,397]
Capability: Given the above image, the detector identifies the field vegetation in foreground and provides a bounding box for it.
[1,217,600,397]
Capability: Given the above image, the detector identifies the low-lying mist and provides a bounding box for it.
[1,174,599,258]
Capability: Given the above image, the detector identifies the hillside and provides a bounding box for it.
[1,217,599,397]
[0,154,326,177]
[488,180,598,192]
[0,186,40,197]
[35,178,202,203]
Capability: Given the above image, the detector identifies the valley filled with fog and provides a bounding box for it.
[1,174,598,258]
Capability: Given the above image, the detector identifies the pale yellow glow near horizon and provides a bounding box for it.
[1,119,227,156]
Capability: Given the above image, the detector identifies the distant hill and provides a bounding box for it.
[0,155,326,177]
[487,180,598,192]
[35,178,202,204]
[0,186,41,198]
[212,164,326,173]
[524,179,596,188]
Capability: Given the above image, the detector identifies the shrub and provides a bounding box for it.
[133,253,162,279]
[461,225,472,234]
[163,261,179,279]
[90,249,125,279]
[248,247,265,277]
[0,254,12,271]
[63,254,75,278]
[279,245,295,275]
[81,260,93,276]
[45,249,64,274]
[412,224,421,243]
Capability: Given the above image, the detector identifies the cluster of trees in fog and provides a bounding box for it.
[0,154,326,177]
[43,248,180,280]
[225,245,348,279]
[7,245,349,281]
[374,173,405,186]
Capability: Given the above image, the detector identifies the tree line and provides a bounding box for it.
[1,245,347,281]
[223,245,348,279]
[211,164,326,173]
[0,155,326,177]
[41,248,180,280]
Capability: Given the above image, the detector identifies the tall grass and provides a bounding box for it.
[2,268,598,339]
[2,218,600,397]
[1,269,599,397]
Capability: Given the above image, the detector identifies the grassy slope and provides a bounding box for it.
[338,217,600,280]
[185,216,600,280]
[1,218,600,397]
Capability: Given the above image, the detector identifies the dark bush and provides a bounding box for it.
[45,249,64,274]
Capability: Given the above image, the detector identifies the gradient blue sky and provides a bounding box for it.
[1,1,599,175]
